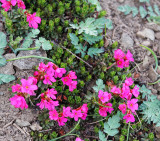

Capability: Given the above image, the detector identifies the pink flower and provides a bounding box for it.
[81,104,88,113]
[127,99,138,113]
[118,104,126,114]
[99,103,113,117]
[71,110,83,121]
[10,95,28,109]
[106,103,114,114]
[46,88,57,100]
[21,78,38,95]
[121,84,132,100]
[125,77,133,86]
[28,77,37,85]
[114,49,125,60]
[63,107,72,118]
[98,90,112,104]
[68,71,77,79]
[132,86,139,98]
[11,0,16,6]
[57,116,68,126]
[17,0,25,9]
[1,0,11,11]
[123,112,135,123]
[43,74,56,85]
[75,137,84,141]
[124,60,130,68]
[26,13,41,29]
[49,109,59,121]
[61,76,72,85]
[54,68,66,78]
[68,81,77,92]
[12,84,22,93]
[125,50,134,62]
[38,62,47,72]
[117,59,124,68]
[111,86,121,95]
[47,100,59,110]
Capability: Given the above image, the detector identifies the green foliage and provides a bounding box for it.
[104,113,121,136]
[139,85,160,127]
[87,0,102,11]
[93,79,105,92]
[87,48,104,57]
[99,130,106,141]
[139,0,150,3]
[0,74,15,85]
[70,17,107,36]
[0,32,7,67]
[106,19,113,29]
[83,34,103,45]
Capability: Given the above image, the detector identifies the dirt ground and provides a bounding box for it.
[0,0,160,140]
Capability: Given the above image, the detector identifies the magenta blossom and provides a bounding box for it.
[10,95,28,109]
[123,112,135,123]
[17,0,25,9]
[75,137,84,141]
[118,104,126,114]
[57,116,68,126]
[98,90,112,104]
[68,81,77,92]
[63,107,72,118]
[68,71,77,79]
[117,59,125,68]
[46,88,57,100]
[61,76,72,85]
[54,68,66,78]
[125,77,133,86]
[1,0,12,11]
[125,50,134,62]
[21,78,38,95]
[12,84,22,93]
[43,74,56,85]
[132,85,139,97]
[49,109,59,121]
[114,49,125,60]
[127,99,138,113]
[111,86,121,95]
[26,13,41,29]
[71,110,83,121]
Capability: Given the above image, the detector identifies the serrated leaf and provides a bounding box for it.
[132,7,139,17]
[0,49,5,55]
[87,48,104,57]
[0,32,7,49]
[35,40,41,48]
[83,34,103,45]
[99,130,106,141]
[148,6,157,17]
[137,85,151,99]
[69,24,79,29]
[118,6,127,12]
[93,79,105,92]
[69,33,79,46]
[32,29,40,37]
[22,38,33,48]
[124,5,132,15]
[106,19,113,29]
[139,6,148,18]
[139,0,150,3]
[74,44,86,58]
[38,37,52,50]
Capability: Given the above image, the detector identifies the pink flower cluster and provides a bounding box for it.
[49,104,88,126]
[10,62,86,127]
[0,0,41,29]
[110,77,139,123]
[114,49,134,69]
[75,137,84,141]
[34,62,77,91]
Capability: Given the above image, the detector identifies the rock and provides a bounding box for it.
[0,92,4,96]
[154,82,160,92]
[141,40,151,47]
[117,0,124,3]
[146,22,160,32]
[148,66,158,82]
[121,33,134,49]
[142,56,149,69]
[157,66,160,75]
[136,28,155,41]
[155,32,160,39]
[13,50,47,70]
[155,126,160,138]
[15,119,30,127]
[0,53,16,75]
[30,122,42,131]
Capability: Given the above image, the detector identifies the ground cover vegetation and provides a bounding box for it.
[0,0,160,140]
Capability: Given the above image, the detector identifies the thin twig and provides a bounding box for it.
[39,129,52,132]
[13,123,26,135]
[52,41,93,68]
[87,118,106,125]
[3,119,15,128]
[29,97,35,106]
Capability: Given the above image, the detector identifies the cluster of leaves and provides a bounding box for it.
[118,0,160,23]
[139,85,160,127]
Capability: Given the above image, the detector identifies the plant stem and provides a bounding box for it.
[49,120,81,141]
[107,62,116,70]
[7,55,54,62]
[14,47,39,54]
[127,122,130,141]
[94,101,112,108]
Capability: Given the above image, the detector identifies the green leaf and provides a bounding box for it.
[93,79,105,92]
[99,130,106,141]
[69,33,79,46]
[0,74,15,85]
[0,32,7,49]
[38,37,52,50]
[87,48,104,57]
[148,6,157,17]
[154,4,160,15]
[139,6,148,18]
[31,29,40,37]
[132,7,139,17]
[137,85,151,99]
[0,57,7,67]
[139,0,150,3]
[106,19,113,29]
[118,6,127,12]
[83,34,102,45]
[74,44,87,58]
[124,5,132,15]
[22,38,33,48]
[88,0,102,11]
